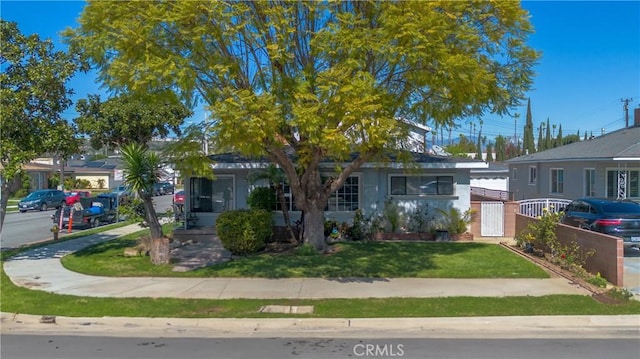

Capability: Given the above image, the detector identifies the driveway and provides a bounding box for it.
[623,247,640,298]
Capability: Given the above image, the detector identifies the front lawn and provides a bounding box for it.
[61,232,549,278]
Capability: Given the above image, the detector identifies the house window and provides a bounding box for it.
[512,168,517,180]
[607,169,639,198]
[190,176,234,213]
[528,166,537,185]
[550,168,564,194]
[274,175,360,212]
[326,176,359,211]
[390,175,454,196]
[584,169,596,197]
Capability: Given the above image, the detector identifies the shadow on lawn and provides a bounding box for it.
[7,233,133,261]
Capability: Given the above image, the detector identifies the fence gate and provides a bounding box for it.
[481,201,504,237]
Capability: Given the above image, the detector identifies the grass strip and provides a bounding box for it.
[2,268,640,318]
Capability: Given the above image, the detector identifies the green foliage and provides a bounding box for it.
[407,203,434,233]
[587,272,608,288]
[436,207,477,234]
[515,209,596,278]
[348,209,367,241]
[1,20,81,227]
[97,178,106,189]
[522,99,535,154]
[247,186,277,211]
[216,210,272,256]
[606,287,634,302]
[383,199,403,233]
[120,143,163,239]
[74,93,192,150]
[515,208,561,249]
[445,134,476,158]
[69,1,539,249]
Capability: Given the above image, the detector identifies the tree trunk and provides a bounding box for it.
[303,206,327,253]
[150,237,170,265]
[276,187,297,244]
[0,176,22,233]
[140,193,168,264]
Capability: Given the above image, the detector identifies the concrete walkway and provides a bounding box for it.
[3,223,590,299]
[4,224,640,339]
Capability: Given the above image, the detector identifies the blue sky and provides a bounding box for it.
[2,1,639,143]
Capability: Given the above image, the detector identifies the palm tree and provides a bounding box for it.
[247,164,297,244]
[121,143,168,264]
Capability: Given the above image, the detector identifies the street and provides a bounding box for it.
[0,194,174,249]
[2,335,639,359]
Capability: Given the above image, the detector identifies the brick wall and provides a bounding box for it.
[515,214,623,286]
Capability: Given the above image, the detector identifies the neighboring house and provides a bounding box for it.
[470,162,511,200]
[0,162,56,191]
[506,114,640,201]
[183,152,488,228]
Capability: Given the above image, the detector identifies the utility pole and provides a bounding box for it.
[621,98,633,128]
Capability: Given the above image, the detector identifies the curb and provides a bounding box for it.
[2,313,639,339]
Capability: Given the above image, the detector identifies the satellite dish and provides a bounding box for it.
[431,145,450,156]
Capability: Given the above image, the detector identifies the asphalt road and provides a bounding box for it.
[0,194,175,249]
[2,336,638,359]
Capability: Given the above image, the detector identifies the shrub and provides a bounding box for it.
[216,209,272,255]
[247,186,276,210]
[436,207,476,234]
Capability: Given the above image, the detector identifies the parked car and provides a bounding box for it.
[18,189,67,212]
[560,198,640,248]
[64,190,91,205]
[152,183,165,196]
[159,182,174,195]
[173,190,185,205]
[112,185,133,200]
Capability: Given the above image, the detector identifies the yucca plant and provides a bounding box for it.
[121,143,168,264]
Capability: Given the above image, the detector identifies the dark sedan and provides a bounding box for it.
[561,198,640,248]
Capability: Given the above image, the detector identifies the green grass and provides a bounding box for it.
[3,226,640,318]
[2,268,640,318]
[62,238,549,278]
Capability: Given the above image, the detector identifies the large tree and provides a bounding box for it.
[0,20,81,232]
[67,1,539,251]
[522,98,535,155]
[74,93,192,150]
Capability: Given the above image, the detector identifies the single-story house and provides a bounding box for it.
[182,152,489,228]
[506,110,640,201]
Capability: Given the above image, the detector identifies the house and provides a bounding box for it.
[470,162,511,200]
[506,109,640,201]
[0,162,56,191]
[182,152,488,228]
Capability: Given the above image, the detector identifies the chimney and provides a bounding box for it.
[635,107,640,127]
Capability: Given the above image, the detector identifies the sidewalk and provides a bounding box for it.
[3,223,590,299]
[3,224,638,339]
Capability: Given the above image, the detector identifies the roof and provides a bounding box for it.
[207,151,488,170]
[505,126,640,164]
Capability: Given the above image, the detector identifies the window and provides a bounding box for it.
[584,169,595,197]
[273,175,360,212]
[550,168,564,194]
[607,169,640,198]
[512,168,518,180]
[390,175,454,196]
[326,176,359,211]
[190,176,234,213]
[528,166,537,185]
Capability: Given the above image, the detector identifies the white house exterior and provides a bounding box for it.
[183,152,488,227]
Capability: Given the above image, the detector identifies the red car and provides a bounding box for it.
[65,191,91,205]
[173,190,185,205]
